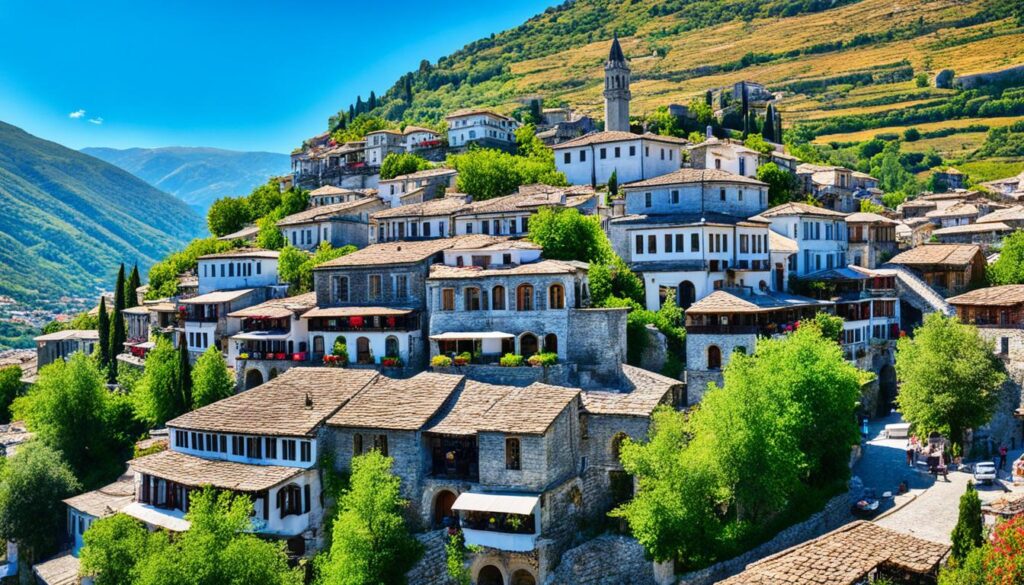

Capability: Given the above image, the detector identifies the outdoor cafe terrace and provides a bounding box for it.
[683,288,832,336]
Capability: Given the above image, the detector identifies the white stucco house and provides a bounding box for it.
[552,131,686,187]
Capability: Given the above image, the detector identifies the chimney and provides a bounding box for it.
[305,392,313,409]
[706,125,713,140]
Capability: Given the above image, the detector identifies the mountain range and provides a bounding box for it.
[0,121,205,304]
[81,146,290,212]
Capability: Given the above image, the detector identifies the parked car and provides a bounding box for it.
[852,487,881,518]
[974,461,998,485]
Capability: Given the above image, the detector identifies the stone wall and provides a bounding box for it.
[432,363,576,387]
[567,308,629,386]
[675,491,853,585]
[478,404,579,492]
[953,63,1024,89]
[639,325,667,375]
[544,535,656,585]
[406,529,458,585]
[973,328,1024,452]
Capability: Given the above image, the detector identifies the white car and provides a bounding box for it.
[974,461,998,485]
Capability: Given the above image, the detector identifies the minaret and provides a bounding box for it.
[604,33,631,132]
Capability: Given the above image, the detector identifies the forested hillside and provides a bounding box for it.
[82,146,290,212]
[0,122,205,303]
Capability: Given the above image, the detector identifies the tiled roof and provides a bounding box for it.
[948,285,1024,307]
[926,202,978,218]
[33,552,79,585]
[581,365,679,417]
[517,184,595,196]
[446,238,539,251]
[621,168,766,189]
[302,306,414,319]
[199,248,279,260]
[455,192,584,216]
[309,185,352,196]
[371,196,469,219]
[327,372,464,430]
[402,125,438,135]
[921,191,978,201]
[889,244,982,267]
[227,292,317,319]
[168,367,379,436]
[609,211,769,228]
[315,235,502,268]
[277,198,379,227]
[180,289,254,305]
[717,521,948,585]
[476,383,580,435]
[933,222,1012,236]
[217,225,259,241]
[381,167,457,182]
[130,450,304,492]
[901,199,938,208]
[33,329,100,342]
[63,473,134,518]
[978,205,1024,224]
[446,108,515,121]
[845,212,898,224]
[769,231,799,253]
[552,130,686,149]
[423,380,517,436]
[428,259,587,280]
[686,290,829,314]
[753,201,847,219]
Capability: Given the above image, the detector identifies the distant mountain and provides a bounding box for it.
[0,121,205,303]
[81,146,290,211]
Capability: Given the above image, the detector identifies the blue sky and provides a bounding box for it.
[0,0,554,153]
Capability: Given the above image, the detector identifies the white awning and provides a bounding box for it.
[429,331,515,341]
[122,502,191,532]
[451,492,539,516]
[232,331,291,341]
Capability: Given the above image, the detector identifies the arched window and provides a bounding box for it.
[707,345,722,370]
[385,336,399,358]
[519,333,539,357]
[491,286,506,310]
[353,434,362,456]
[463,287,481,311]
[516,284,534,311]
[505,438,521,470]
[544,334,558,354]
[677,281,696,309]
[277,484,304,518]
[548,284,565,309]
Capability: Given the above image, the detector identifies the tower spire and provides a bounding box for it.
[604,33,631,132]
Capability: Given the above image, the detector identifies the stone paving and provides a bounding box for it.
[853,413,1022,544]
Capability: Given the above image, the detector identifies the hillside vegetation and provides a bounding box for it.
[82,146,290,212]
[0,121,206,303]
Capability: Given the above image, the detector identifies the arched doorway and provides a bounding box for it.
[519,333,539,357]
[878,364,897,418]
[543,333,557,354]
[356,337,371,364]
[433,490,456,528]
[477,565,503,585]
[244,369,263,390]
[385,336,399,358]
[677,281,696,309]
[268,368,279,381]
[511,569,537,585]
[707,345,721,370]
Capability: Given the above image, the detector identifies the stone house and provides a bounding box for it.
[553,131,686,187]
[196,249,281,295]
[978,205,1024,229]
[896,217,935,249]
[364,129,405,167]
[845,212,899,268]
[63,473,134,555]
[180,288,266,358]
[900,198,938,219]
[926,201,980,228]
[608,168,780,311]
[403,125,442,151]
[688,138,762,178]
[277,197,387,251]
[226,292,318,390]
[309,235,504,369]
[446,110,519,152]
[370,194,471,244]
[34,329,100,368]
[888,244,987,296]
[308,185,367,208]
[126,368,380,556]
[452,190,598,238]
[752,201,848,278]
[934,168,966,191]
[933,222,1013,248]
[377,167,458,206]
[795,164,857,213]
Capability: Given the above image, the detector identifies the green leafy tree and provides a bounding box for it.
[528,207,612,264]
[743,134,773,156]
[916,72,930,87]
[178,340,192,413]
[280,188,310,216]
[317,451,422,585]
[80,514,150,585]
[903,127,922,142]
[380,153,431,180]
[12,353,125,486]
[207,197,253,237]
[801,312,844,343]
[96,296,111,376]
[0,442,80,566]
[126,264,141,309]
[332,115,394,144]
[445,534,473,585]
[989,231,1024,285]
[256,211,286,251]
[110,264,127,383]
[951,482,984,562]
[860,198,887,213]
[515,124,552,160]
[192,346,234,409]
[448,148,566,200]
[608,169,618,197]
[756,162,798,206]
[247,181,284,219]
[896,314,1007,447]
[133,337,186,427]
[279,243,356,293]
[0,366,21,424]
[145,237,240,300]
[589,257,645,308]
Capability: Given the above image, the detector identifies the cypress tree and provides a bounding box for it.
[108,264,127,383]
[348,104,356,121]
[403,75,413,103]
[178,336,193,415]
[762,104,776,142]
[126,264,141,309]
[368,91,377,110]
[705,89,713,106]
[355,95,364,114]
[608,169,618,197]
[951,481,984,562]
[96,297,110,375]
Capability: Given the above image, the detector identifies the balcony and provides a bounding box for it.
[684,325,766,336]
[453,492,540,553]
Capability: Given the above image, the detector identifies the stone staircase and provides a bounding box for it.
[880,263,955,317]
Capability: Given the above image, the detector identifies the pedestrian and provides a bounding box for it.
[1000,445,1009,471]
[906,441,914,467]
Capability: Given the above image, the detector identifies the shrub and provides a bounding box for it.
[527,352,558,367]
[431,355,453,368]
[332,341,348,361]
[499,354,525,367]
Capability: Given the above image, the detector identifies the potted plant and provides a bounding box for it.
[499,353,524,367]
[527,352,557,367]
[454,352,472,366]
[381,356,402,368]
[431,355,453,368]
[239,353,249,360]
[332,341,348,365]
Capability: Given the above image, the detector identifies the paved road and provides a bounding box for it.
[853,414,1020,544]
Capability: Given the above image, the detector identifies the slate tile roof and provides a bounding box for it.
[717,521,948,585]
[327,372,465,431]
[925,202,978,218]
[948,284,1024,306]
[753,201,848,219]
[167,367,379,437]
[315,235,503,268]
[888,244,982,268]
[978,205,1024,224]
[302,306,414,319]
[199,248,280,260]
[845,212,898,224]
[381,167,457,182]
[371,196,469,219]
[552,131,686,149]
[769,231,799,253]
[63,473,135,518]
[423,380,517,436]
[428,259,587,279]
[227,292,317,319]
[277,198,381,227]
[130,450,303,492]
[933,222,1012,236]
[622,168,766,189]
[686,290,829,314]
[580,365,679,417]
[475,383,580,435]
[33,552,79,585]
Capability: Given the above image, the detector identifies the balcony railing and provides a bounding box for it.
[685,325,768,336]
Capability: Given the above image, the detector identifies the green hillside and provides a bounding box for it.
[320,0,1022,176]
[0,121,206,304]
